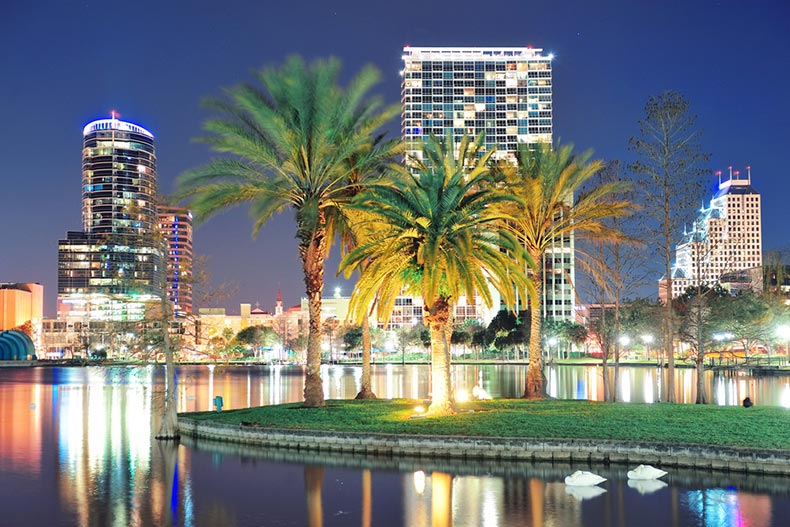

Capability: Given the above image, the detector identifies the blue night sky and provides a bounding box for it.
[1,0,789,316]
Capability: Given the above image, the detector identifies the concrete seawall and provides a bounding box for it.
[178,417,790,475]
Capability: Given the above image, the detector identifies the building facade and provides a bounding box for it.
[0,283,43,351]
[158,206,194,316]
[57,115,163,321]
[401,46,574,321]
[660,168,762,301]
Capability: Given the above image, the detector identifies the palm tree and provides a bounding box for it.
[340,133,530,416]
[334,139,403,399]
[505,142,633,398]
[176,56,399,407]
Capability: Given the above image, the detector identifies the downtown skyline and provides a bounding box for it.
[2,0,789,317]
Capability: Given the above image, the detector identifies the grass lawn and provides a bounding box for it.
[183,399,790,451]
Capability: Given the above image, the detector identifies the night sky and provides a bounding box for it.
[2,0,789,317]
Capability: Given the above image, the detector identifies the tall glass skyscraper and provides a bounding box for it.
[401,47,575,322]
[57,114,163,321]
[81,116,158,235]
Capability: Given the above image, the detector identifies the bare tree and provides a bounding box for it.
[629,91,709,403]
[577,160,645,401]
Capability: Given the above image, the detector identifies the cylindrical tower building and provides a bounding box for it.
[81,116,158,235]
[57,114,163,323]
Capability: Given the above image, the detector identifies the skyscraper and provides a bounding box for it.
[57,114,163,321]
[158,206,194,316]
[401,46,574,321]
[660,168,762,301]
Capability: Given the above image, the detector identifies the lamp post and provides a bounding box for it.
[776,325,790,365]
[548,337,558,363]
[641,334,654,363]
[713,332,734,365]
[619,336,631,361]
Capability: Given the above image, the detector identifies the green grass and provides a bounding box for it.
[183,399,790,451]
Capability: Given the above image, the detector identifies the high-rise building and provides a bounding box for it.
[401,46,574,321]
[57,114,163,321]
[660,168,762,302]
[81,115,158,235]
[158,206,194,316]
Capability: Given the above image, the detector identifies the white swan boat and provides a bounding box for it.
[564,470,607,486]
[627,464,667,480]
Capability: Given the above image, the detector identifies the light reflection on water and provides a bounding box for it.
[0,364,788,526]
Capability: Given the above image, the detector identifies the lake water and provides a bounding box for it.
[0,364,788,526]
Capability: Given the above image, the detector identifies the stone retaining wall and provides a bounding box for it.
[178,417,790,475]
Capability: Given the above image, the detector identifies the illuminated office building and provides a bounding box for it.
[57,114,163,321]
[158,206,194,316]
[401,47,574,321]
[661,168,762,301]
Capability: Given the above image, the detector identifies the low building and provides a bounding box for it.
[0,283,43,352]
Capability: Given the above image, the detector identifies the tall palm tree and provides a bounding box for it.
[334,139,403,399]
[341,133,530,416]
[505,142,632,398]
[176,56,399,407]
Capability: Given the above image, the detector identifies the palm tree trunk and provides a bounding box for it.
[426,297,454,416]
[356,313,376,399]
[524,250,546,399]
[301,229,327,408]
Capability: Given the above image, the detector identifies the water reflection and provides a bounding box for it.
[1,365,789,526]
[180,433,790,527]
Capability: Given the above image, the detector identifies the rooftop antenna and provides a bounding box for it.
[716,170,722,186]
[734,170,740,180]
[728,166,733,179]
[746,165,751,183]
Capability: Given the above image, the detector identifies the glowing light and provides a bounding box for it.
[413,471,426,494]
[455,388,469,403]
[83,118,154,138]
[547,53,555,60]
[414,405,425,414]
[781,384,790,408]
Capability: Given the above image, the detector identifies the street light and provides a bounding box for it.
[548,337,558,363]
[776,325,790,363]
[713,332,734,364]
[641,334,654,362]
[619,336,631,361]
